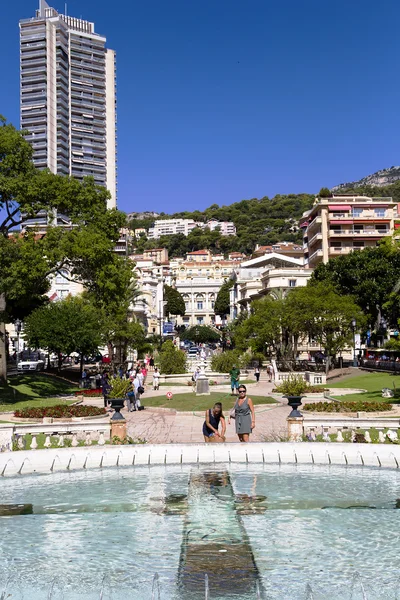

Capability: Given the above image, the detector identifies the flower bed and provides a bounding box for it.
[14,405,106,419]
[74,389,103,397]
[303,400,391,413]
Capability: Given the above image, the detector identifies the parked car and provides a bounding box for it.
[188,346,200,356]
[17,360,45,372]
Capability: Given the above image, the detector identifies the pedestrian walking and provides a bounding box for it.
[266,365,273,382]
[101,372,110,409]
[133,373,142,408]
[153,367,160,391]
[228,385,255,443]
[254,366,260,384]
[126,383,136,412]
[229,365,240,395]
[203,402,226,443]
[82,368,88,389]
[149,355,155,371]
[192,366,200,392]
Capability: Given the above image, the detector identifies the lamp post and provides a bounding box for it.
[351,318,357,368]
[15,319,22,370]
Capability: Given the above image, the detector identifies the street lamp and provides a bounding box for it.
[351,318,357,368]
[15,319,22,370]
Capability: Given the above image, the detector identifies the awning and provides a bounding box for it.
[328,204,351,210]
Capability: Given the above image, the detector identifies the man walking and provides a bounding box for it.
[229,365,240,395]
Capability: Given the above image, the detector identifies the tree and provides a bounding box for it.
[310,241,400,327]
[284,283,365,373]
[159,340,187,374]
[233,296,295,357]
[0,115,127,379]
[214,280,233,317]
[24,296,102,374]
[164,284,185,317]
[181,325,220,344]
[319,187,331,198]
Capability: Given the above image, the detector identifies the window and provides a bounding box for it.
[353,224,363,234]
[56,269,69,284]
[197,301,203,310]
[331,241,342,250]
[288,280,297,287]
[183,317,189,323]
[197,317,204,325]
[352,208,363,217]
[353,241,364,249]
[375,208,386,218]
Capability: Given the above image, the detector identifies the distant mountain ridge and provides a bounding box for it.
[332,167,400,191]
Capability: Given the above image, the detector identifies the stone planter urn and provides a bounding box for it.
[108,398,125,421]
[285,395,304,418]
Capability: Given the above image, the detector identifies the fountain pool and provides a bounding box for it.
[0,461,399,599]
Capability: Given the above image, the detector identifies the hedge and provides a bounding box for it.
[14,405,106,419]
[303,401,391,413]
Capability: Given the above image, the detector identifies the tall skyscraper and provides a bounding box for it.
[19,0,117,209]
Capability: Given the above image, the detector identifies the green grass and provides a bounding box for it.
[0,374,78,412]
[326,372,400,404]
[158,379,256,387]
[143,392,277,412]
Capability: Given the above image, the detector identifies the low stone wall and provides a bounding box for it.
[0,441,399,476]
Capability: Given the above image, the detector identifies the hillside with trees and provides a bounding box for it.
[128,193,315,257]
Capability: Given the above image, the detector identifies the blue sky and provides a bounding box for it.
[1,0,400,213]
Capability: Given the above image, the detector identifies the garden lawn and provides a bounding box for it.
[327,372,400,404]
[0,374,78,412]
[142,392,276,412]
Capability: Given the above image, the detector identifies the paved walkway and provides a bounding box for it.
[82,380,293,443]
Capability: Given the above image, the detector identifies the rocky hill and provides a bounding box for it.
[332,167,400,191]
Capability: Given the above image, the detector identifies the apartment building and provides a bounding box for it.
[253,242,303,259]
[232,251,308,316]
[300,194,397,267]
[206,219,237,236]
[148,219,201,239]
[20,0,117,208]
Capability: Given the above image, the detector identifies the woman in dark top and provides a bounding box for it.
[203,402,226,442]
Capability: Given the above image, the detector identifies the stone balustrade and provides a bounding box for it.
[276,371,327,385]
[300,414,400,443]
[0,420,111,452]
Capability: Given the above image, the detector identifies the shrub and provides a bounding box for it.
[159,340,187,374]
[211,350,243,373]
[303,401,391,413]
[275,375,310,396]
[14,405,106,419]
[108,376,132,399]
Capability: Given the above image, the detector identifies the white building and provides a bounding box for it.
[148,218,201,239]
[20,0,117,208]
[206,219,236,236]
[169,251,238,328]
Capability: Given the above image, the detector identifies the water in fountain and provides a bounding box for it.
[1,463,400,599]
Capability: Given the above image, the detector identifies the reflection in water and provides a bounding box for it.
[178,470,265,600]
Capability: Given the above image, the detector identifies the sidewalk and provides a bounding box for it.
[83,379,292,443]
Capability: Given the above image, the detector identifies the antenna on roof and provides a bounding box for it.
[65,2,67,15]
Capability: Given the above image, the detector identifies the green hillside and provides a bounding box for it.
[128,193,315,257]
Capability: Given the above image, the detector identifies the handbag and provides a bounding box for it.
[138,386,145,394]
[229,407,236,419]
